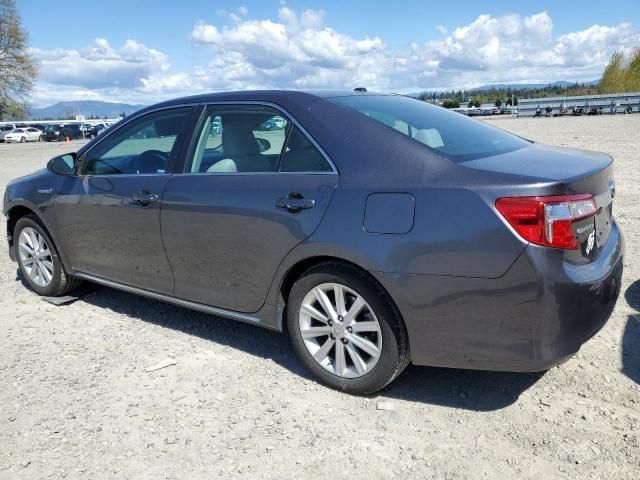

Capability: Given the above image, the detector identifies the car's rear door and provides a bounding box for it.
[53,106,196,294]
[161,103,338,313]
[26,128,38,141]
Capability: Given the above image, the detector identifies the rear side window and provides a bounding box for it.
[189,106,289,174]
[280,126,333,173]
[329,95,528,162]
[189,105,333,174]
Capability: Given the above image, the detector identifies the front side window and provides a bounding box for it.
[329,95,528,162]
[83,107,191,176]
[189,105,333,174]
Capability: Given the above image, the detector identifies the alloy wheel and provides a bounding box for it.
[298,282,382,378]
[18,227,54,287]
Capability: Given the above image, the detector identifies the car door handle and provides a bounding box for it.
[132,190,160,206]
[276,194,315,212]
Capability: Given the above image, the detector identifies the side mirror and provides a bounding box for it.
[47,153,76,175]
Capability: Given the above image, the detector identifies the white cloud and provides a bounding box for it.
[30,39,168,90]
[300,9,325,29]
[29,8,640,106]
[277,6,297,26]
[184,9,640,93]
[435,25,448,35]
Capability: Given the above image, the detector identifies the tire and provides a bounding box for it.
[287,262,410,395]
[13,215,82,296]
[20,136,26,143]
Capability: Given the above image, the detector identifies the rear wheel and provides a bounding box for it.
[287,263,409,394]
[14,216,82,296]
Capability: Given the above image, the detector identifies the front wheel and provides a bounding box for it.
[14,216,82,296]
[20,136,26,143]
[287,263,410,394]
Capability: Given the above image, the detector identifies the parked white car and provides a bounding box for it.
[0,125,17,142]
[3,127,42,143]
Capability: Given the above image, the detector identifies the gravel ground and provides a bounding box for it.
[0,116,639,480]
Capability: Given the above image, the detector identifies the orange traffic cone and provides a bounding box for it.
[65,136,70,145]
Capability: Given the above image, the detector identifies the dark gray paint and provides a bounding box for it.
[53,174,174,294]
[3,90,624,372]
[364,193,415,234]
[160,172,337,312]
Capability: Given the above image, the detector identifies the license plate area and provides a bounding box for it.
[595,203,612,248]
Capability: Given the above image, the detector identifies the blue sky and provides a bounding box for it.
[18,1,640,106]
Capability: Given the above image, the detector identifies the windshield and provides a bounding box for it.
[329,95,528,162]
[12,128,25,133]
[45,125,62,132]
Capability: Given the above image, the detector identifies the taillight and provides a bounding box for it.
[496,194,596,249]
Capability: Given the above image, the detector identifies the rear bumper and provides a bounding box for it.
[374,222,624,372]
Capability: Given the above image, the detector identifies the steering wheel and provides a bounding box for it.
[136,150,168,174]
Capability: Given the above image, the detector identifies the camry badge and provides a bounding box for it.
[585,231,595,255]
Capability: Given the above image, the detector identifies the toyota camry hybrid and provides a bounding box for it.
[3,90,624,394]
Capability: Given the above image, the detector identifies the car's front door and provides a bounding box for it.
[161,104,338,312]
[54,106,195,294]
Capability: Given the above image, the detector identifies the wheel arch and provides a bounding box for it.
[279,255,349,304]
[7,204,38,245]
[6,202,68,268]
[276,255,406,335]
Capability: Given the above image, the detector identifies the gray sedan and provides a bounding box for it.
[3,90,624,394]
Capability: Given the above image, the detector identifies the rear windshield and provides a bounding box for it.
[329,95,528,162]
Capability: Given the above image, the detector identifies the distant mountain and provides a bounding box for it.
[29,101,146,120]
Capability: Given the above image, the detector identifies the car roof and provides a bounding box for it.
[150,89,393,109]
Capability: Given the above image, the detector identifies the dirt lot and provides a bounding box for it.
[0,116,638,480]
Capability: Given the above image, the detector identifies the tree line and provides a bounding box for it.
[0,0,37,120]
[416,49,639,109]
[599,49,640,93]
[418,82,603,109]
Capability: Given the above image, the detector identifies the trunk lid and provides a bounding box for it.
[460,143,612,182]
[462,143,616,262]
